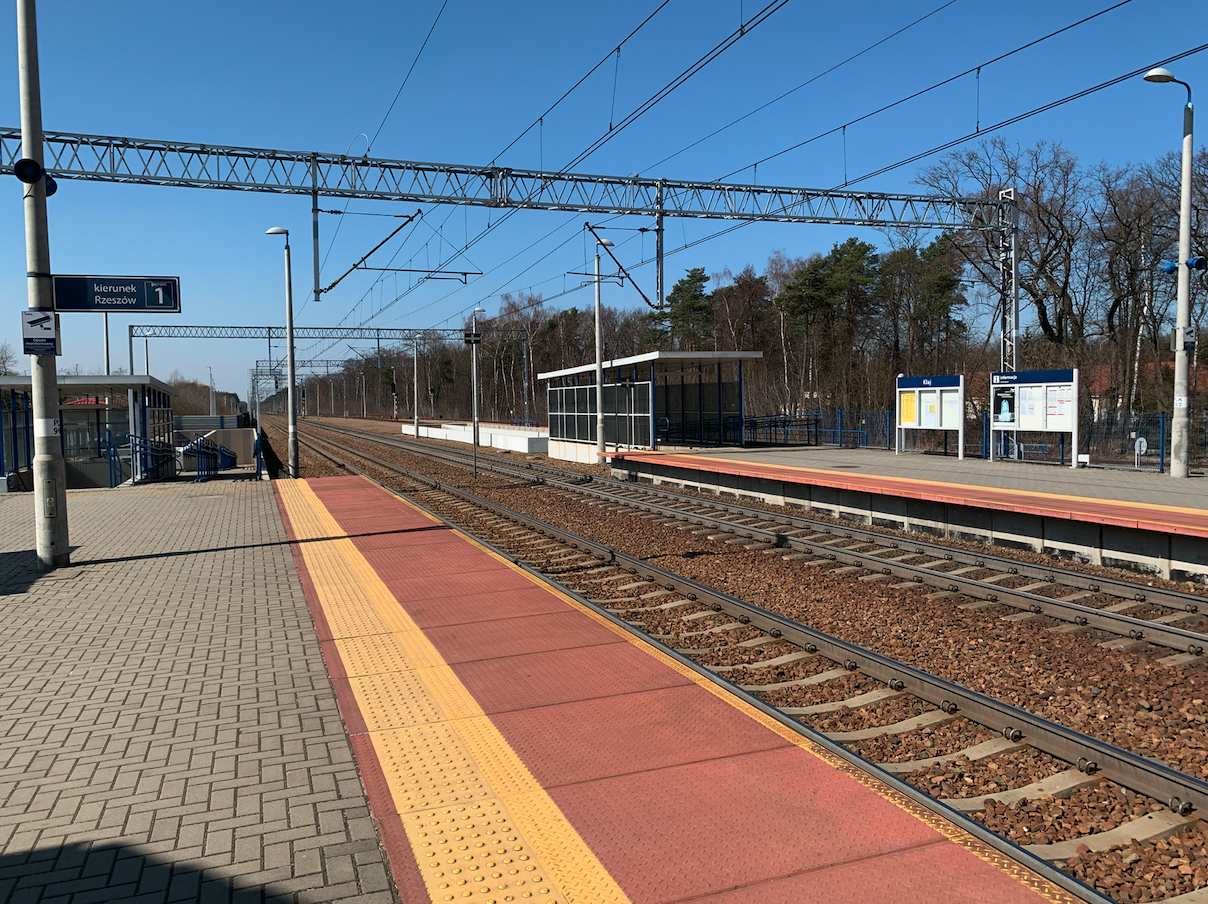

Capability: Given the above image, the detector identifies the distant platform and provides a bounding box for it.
[609,446,1208,581]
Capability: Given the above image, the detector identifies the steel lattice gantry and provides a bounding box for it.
[1,127,1010,228]
[19,129,1018,371]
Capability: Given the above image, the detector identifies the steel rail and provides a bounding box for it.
[293,424,1208,820]
[298,421,1208,652]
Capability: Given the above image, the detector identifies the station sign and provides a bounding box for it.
[53,275,180,313]
[20,310,60,355]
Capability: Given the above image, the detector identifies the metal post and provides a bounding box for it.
[472,311,480,477]
[655,182,665,309]
[391,366,397,420]
[311,155,321,310]
[144,338,149,373]
[1173,96,1194,477]
[522,328,530,427]
[18,0,67,567]
[343,374,347,418]
[282,236,298,478]
[103,312,110,374]
[413,336,419,439]
[594,249,605,457]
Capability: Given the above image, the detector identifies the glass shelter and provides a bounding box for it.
[538,351,762,463]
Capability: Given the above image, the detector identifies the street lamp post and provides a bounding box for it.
[1146,67,1195,478]
[594,237,614,458]
[265,227,297,478]
[471,307,485,477]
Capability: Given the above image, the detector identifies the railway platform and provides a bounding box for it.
[0,482,391,903]
[275,473,1092,904]
[609,446,1208,582]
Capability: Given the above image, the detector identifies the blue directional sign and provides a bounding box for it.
[52,275,180,313]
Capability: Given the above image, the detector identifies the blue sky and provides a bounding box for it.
[0,0,1203,396]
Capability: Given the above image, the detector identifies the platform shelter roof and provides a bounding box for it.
[0,374,177,399]
[538,350,761,382]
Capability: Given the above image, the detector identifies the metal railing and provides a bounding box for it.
[131,436,177,484]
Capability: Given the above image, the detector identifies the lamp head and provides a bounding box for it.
[473,307,486,313]
[265,226,288,236]
[596,238,614,247]
[1144,68,1176,84]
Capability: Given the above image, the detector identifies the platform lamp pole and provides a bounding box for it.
[17,0,67,568]
[594,236,614,458]
[1145,67,1194,478]
[471,307,485,478]
[266,227,297,478]
[413,335,419,441]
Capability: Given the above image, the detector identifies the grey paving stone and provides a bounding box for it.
[0,484,396,903]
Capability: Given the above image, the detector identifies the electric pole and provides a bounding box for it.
[18,0,68,568]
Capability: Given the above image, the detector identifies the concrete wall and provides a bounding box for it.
[401,423,548,455]
[203,428,256,464]
[613,457,1208,584]
[548,439,598,464]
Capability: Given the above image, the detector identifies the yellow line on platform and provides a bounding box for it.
[277,480,631,904]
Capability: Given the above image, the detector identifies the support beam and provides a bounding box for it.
[0,127,1011,230]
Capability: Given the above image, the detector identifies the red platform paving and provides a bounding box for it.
[278,475,1087,904]
[612,450,1208,539]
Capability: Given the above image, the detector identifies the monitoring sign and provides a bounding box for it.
[53,275,180,313]
[21,310,60,355]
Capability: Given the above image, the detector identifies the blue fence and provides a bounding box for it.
[742,408,1208,471]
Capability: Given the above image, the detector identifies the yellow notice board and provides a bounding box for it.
[899,390,917,426]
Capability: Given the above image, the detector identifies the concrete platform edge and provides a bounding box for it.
[614,456,1208,583]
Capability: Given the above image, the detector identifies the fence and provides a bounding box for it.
[1,389,31,488]
[744,408,1208,472]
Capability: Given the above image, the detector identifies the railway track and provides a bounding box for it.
[301,419,1208,658]
[279,418,1208,904]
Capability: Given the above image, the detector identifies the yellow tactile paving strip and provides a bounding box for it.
[276,480,632,904]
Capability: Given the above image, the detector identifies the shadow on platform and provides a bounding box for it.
[0,841,293,903]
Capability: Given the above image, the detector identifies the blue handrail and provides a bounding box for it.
[130,435,176,484]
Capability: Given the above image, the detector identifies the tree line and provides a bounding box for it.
[266,137,1204,426]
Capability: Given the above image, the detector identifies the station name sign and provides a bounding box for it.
[53,275,180,313]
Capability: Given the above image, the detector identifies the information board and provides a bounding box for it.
[989,369,1079,468]
[53,275,181,313]
[896,374,965,459]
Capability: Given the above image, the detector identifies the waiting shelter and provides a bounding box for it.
[538,350,762,463]
[0,375,175,490]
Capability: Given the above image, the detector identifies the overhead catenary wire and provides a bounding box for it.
[642,0,963,173]
[318,0,786,347]
[312,0,676,346]
[369,0,451,151]
[717,0,1136,181]
[615,41,1208,275]
[426,37,1208,336]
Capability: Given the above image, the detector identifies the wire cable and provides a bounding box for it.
[490,0,674,164]
[718,0,1136,181]
[370,0,451,151]
[643,0,961,173]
